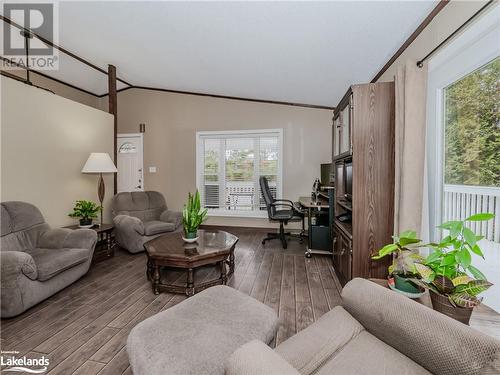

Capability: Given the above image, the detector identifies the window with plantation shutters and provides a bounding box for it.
[196,129,283,217]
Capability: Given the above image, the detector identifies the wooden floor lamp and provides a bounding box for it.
[82,153,117,226]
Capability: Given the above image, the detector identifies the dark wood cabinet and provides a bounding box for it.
[333,221,352,285]
[332,83,395,284]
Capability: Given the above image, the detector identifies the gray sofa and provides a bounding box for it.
[128,277,500,375]
[226,278,500,375]
[112,191,182,253]
[1,201,97,318]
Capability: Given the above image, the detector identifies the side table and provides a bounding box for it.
[65,223,115,262]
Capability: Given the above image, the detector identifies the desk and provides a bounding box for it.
[299,196,332,257]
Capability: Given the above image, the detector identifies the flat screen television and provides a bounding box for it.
[320,163,333,186]
[344,161,353,201]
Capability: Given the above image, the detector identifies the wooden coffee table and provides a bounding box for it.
[144,229,239,296]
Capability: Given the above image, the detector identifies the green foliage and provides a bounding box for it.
[68,200,100,220]
[444,57,499,187]
[412,213,495,308]
[204,145,278,182]
[372,230,424,276]
[182,190,208,235]
[376,212,495,308]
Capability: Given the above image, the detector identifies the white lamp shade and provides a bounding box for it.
[82,153,117,174]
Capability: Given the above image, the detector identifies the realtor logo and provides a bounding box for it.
[0,351,49,373]
[2,1,59,70]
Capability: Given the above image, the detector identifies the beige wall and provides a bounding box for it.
[378,1,488,82]
[2,70,101,109]
[117,88,332,227]
[1,76,114,227]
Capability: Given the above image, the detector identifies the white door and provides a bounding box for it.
[117,134,144,192]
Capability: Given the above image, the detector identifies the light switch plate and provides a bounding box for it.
[149,167,157,173]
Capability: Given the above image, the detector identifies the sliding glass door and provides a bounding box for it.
[426,5,499,311]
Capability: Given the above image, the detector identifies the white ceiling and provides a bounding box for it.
[16,1,439,105]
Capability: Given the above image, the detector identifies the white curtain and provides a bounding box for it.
[393,60,428,238]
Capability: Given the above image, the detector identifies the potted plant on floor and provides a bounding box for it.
[68,200,101,228]
[182,190,208,243]
[410,213,494,324]
[372,230,425,294]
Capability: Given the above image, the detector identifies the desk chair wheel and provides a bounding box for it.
[305,251,312,258]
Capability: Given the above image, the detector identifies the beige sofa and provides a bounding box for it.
[226,278,500,375]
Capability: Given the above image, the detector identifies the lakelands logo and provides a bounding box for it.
[1,351,49,373]
[2,1,59,70]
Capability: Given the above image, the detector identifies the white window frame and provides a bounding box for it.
[426,4,499,240]
[196,128,283,218]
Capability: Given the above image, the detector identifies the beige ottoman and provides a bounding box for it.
[127,285,279,375]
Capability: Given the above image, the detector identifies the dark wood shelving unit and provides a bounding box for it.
[331,82,395,285]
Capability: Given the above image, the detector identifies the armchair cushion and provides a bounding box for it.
[275,306,364,374]
[225,340,300,375]
[1,251,38,283]
[38,228,97,250]
[27,248,89,281]
[160,210,182,228]
[315,331,431,375]
[143,221,175,236]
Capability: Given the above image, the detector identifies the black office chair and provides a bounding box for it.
[260,176,305,249]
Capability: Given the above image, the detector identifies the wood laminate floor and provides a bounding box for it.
[1,227,498,375]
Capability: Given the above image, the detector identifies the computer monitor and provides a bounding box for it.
[320,163,333,186]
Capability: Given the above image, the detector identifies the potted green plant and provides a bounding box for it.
[372,230,425,294]
[182,190,208,242]
[410,213,494,324]
[68,200,101,227]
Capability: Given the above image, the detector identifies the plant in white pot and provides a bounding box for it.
[182,190,208,243]
[372,230,425,294]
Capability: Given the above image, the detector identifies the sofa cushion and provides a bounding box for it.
[315,331,431,375]
[143,221,175,236]
[127,285,279,375]
[27,248,89,281]
[275,306,364,375]
[112,191,167,218]
[226,340,300,375]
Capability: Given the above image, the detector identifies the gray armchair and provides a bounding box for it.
[112,191,182,253]
[1,201,97,318]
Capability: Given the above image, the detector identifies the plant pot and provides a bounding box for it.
[182,231,199,243]
[429,291,473,325]
[185,231,198,239]
[79,218,92,227]
[393,274,421,294]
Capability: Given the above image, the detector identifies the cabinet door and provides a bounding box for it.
[340,102,351,154]
[332,116,341,158]
[340,234,352,282]
[332,234,340,269]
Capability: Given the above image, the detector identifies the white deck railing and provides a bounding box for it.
[443,184,500,242]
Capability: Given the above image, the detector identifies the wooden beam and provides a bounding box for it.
[98,85,335,110]
[108,64,118,194]
[371,0,450,82]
